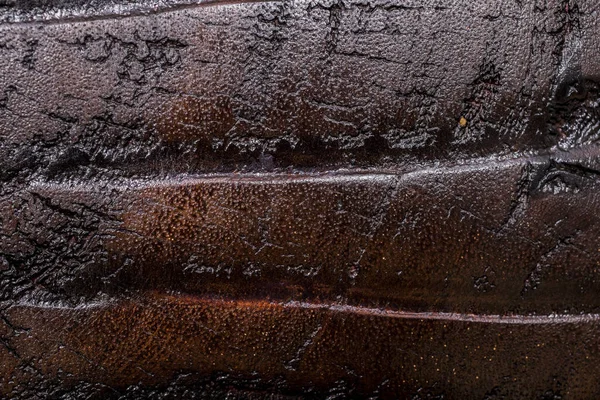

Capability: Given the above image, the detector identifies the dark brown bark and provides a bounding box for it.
[1,0,600,398]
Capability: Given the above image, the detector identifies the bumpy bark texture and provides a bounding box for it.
[1,0,600,398]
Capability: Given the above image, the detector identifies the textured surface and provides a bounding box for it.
[1,0,600,398]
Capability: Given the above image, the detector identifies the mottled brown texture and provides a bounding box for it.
[27,153,600,316]
[5,295,600,399]
[0,0,600,398]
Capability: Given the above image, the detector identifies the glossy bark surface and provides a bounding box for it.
[0,0,600,398]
